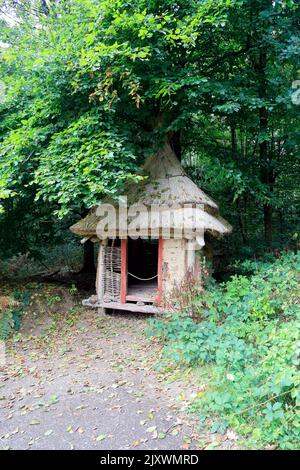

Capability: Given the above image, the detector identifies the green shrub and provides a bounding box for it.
[0,242,83,280]
[147,251,300,449]
[0,308,15,341]
[0,290,31,340]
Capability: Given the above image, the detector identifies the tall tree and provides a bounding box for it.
[0,0,299,262]
[184,0,299,247]
[0,0,234,214]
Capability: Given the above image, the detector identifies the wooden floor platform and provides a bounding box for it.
[126,281,157,302]
[101,301,163,314]
[82,296,164,314]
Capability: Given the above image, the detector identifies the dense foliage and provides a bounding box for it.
[148,251,300,449]
[0,0,299,262]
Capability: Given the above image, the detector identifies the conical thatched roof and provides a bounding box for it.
[70,142,232,238]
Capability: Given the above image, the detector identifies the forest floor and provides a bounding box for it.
[0,283,240,450]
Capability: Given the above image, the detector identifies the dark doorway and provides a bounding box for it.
[127,238,159,302]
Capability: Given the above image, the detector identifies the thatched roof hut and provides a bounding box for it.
[71,142,231,239]
[71,142,231,314]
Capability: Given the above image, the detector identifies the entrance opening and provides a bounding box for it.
[127,238,159,303]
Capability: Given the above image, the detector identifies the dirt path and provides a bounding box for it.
[0,288,238,450]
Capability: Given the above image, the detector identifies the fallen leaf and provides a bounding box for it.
[181,443,190,450]
[146,426,157,433]
[226,430,239,440]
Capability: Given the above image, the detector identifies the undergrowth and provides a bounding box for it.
[147,251,300,449]
[0,290,31,340]
[0,242,83,279]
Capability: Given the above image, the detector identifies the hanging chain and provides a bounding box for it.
[127,272,158,281]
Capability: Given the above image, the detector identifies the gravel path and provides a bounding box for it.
[0,301,204,450]
[0,289,239,450]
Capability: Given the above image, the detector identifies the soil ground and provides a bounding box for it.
[0,284,239,450]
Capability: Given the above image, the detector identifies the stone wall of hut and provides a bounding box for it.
[162,239,187,295]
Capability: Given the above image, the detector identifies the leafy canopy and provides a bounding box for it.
[0,0,234,216]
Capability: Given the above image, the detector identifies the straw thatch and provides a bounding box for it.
[70,142,232,238]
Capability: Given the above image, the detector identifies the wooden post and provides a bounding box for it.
[96,241,106,299]
[96,240,107,316]
[155,237,163,305]
[120,239,128,304]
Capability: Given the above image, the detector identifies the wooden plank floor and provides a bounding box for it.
[100,301,163,314]
[82,289,165,314]
[126,282,157,302]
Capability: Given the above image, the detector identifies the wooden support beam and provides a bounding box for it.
[155,237,163,305]
[96,241,107,303]
[99,301,164,314]
[120,239,127,304]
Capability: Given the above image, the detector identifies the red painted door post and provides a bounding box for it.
[120,239,128,303]
[155,238,163,304]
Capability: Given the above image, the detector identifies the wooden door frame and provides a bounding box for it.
[155,238,163,304]
[120,237,163,305]
[120,239,127,304]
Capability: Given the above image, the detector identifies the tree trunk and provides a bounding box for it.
[263,204,272,243]
[237,199,247,244]
[259,97,273,244]
[231,124,247,244]
[79,206,96,273]
[249,0,274,245]
[81,239,96,273]
[169,130,182,162]
[257,46,273,245]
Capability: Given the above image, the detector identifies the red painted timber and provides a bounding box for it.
[155,238,163,305]
[120,239,127,304]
